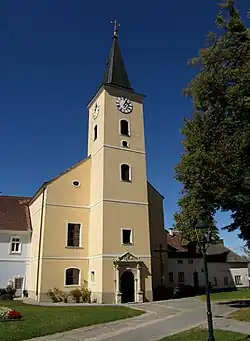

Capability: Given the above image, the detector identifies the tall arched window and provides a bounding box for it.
[121,164,131,182]
[94,125,98,141]
[120,120,129,136]
[65,268,80,286]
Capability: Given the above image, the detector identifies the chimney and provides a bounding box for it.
[169,229,174,236]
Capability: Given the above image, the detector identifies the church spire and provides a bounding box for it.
[103,21,133,91]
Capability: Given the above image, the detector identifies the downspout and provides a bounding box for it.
[35,186,46,300]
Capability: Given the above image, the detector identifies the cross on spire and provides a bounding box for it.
[111,20,120,38]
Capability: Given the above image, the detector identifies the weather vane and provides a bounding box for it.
[111,20,120,37]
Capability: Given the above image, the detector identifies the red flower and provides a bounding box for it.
[8,309,22,319]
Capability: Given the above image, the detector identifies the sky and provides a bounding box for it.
[0,0,249,254]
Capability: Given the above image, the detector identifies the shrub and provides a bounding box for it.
[0,286,16,301]
[70,289,82,303]
[81,281,91,303]
[47,288,63,303]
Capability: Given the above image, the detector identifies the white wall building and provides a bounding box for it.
[0,196,31,296]
[167,231,249,291]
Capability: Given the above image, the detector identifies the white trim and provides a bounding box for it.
[0,258,28,262]
[46,198,148,210]
[64,267,81,286]
[42,254,151,260]
[121,228,133,245]
[120,163,132,182]
[121,140,130,148]
[9,236,22,255]
[65,222,82,248]
[91,144,145,159]
[72,180,81,188]
[0,230,29,235]
[119,119,131,137]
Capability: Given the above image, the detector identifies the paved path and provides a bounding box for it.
[26,297,238,341]
[213,318,250,335]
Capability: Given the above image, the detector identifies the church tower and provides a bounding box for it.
[87,22,152,303]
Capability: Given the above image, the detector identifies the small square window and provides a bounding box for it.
[122,229,132,245]
[178,260,183,264]
[10,237,21,254]
[188,260,193,264]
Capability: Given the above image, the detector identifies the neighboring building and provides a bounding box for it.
[0,196,31,296]
[167,230,249,290]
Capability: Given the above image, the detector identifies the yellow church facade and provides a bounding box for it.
[27,27,166,303]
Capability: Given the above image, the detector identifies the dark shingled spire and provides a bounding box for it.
[103,21,133,91]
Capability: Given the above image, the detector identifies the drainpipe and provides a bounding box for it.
[35,186,46,300]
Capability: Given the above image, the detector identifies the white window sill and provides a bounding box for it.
[64,284,81,288]
[65,246,84,249]
[122,243,133,246]
[9,252,22,255]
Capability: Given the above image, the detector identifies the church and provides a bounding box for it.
[26,24,167,303]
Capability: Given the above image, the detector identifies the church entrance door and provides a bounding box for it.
[120,271,135,303]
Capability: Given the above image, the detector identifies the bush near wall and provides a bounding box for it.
[0,287,16,301]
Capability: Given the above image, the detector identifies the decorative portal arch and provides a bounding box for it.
[113,252,143,303]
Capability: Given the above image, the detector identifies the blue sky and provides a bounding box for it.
[0,1,249,253]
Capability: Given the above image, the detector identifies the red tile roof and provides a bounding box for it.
[166,230,187,252]
[0,196,31,232]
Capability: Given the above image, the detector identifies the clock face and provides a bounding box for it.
[116,97,133,114]
[92,102,100,119]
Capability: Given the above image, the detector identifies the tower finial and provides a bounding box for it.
[111,20,120,38]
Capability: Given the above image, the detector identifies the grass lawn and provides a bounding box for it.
[0,300,143,341]
[159,328,248,340]
[230,307,250,322]
[201,289,250,301]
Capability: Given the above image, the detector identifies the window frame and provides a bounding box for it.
[13,276,24,290]
[224,276,229,286]
[119,119,130,137]
[121,140,129,148]
[177,260,183,264]
[178,272,185,284]
[188,259,193,264]
[66,222,82,248]
[235,275,242,285]
[121,228,133,245]
[120,163,132,182]
[90,270,95,284]
[169,272,174,283]
[9,236,22,254]
[93,125,98,141]
[64,267,81,287]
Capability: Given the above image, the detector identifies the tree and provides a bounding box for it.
[174,0,250,245]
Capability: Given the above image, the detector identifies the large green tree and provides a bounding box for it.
[174,0,250,244]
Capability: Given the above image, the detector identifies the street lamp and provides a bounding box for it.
[196,221,215,341]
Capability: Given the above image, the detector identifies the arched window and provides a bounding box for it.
[121,164,131,182]
[65,268,80,286]
[94,125,98,141]
[120,120,129,136]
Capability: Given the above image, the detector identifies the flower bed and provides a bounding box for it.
[0,306,22,321]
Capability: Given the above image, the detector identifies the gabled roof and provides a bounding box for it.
[0,196,31,232]
[166,230,187,252]
[207,244,247,263]
[29,156,91,205]
[103,34,133,91]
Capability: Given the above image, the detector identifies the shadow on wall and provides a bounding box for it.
[141,263,151,302]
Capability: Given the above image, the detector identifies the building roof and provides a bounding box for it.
[103,33,133,91]
[0,196,31,232]
[166,230,187,252]
[166,230,247,263]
